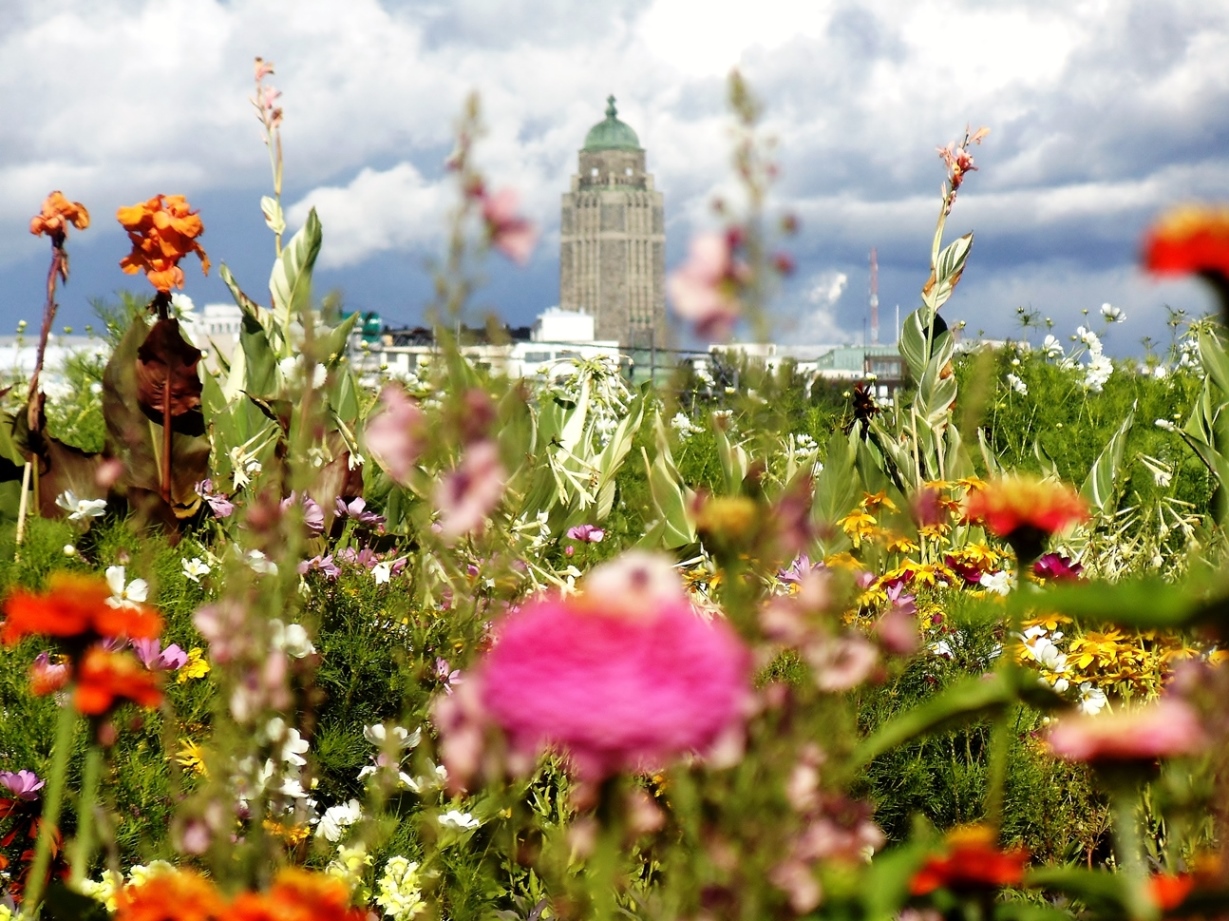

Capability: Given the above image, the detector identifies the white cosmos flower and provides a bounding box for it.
[316,800,362,842]
[438,809,481,830]
[105,566,148,608]
[372,561,392,585]
[56,490,108,521]
[182,557,211,583]
[270,620,316,658]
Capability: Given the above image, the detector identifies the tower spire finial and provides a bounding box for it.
[606,95,617,119]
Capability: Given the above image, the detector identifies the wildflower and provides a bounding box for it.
[325,843,373,899]
[266,716,310,766]
[0,769,44,801]
[452,551,750,782]
[480,187,537,265]
[364,724,422,749]
[438,809,482,830]
[116,194,210,292]
[434,440,506,541]
[316,799,362,842]
[335,496,385,528]
[30,651,70,695]
[106,565,149,609]
[375,856,427,920]
[131,637,188,671]
[1033,552,1082,582]
[55,489,107,521]
[1041,334,1064,359]
[113,868,225,920]
[30,191,90,239]
[1077,681,1108,715]
[978,570,1015,596]
[194,480,233,518]
[244,549,278,575]
[371,561,392,585]
[176,647,210,683]
[965,475,1089,565]
[182,557,211,583]
[299,553,342,580]
[2,572,162,646]
[365,384,425,486]
[668,232,747,340]
[1005,373,1027,396]
[670,411,701,439]
[909,824,1029,896]
[270,619,316,658]
[1142,204,1229,281]
[175,739,208,777]
[566,524,605,543]
[1046,697,1206,765]
[74,647,164,717]
[1100,302,1124,322]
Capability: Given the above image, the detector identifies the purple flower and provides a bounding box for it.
[195,479,234,519]
[335,497,385,529]
[434,441,506,542]
[566,524,605,544]
[131,638,189,671]
[778,554,824,585]
[337,546,380,570]
[0,769,45,801]
[298,554,341,580]
[281,492,324,534]
[1033,552,1083,582]
[435,657,463,694]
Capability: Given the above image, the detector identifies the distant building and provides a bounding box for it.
[560,96,666,348]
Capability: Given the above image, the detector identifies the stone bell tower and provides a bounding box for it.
[559,96,666,346]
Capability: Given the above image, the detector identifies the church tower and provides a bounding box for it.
[560,97,666,346]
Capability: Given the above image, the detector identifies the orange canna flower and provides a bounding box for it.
[910,824,1030,897]
[73,647,163,716]
[117,194,210,292]
[1,572,162,646]
[30,191,90,239]
[115,869,226,921]
[1143,205,1229,281]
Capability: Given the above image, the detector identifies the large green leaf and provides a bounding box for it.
[269,208,323,330]
[1005,571,1216,631]
[899,306,935,381]
[922,232,973,312]
[1079,405,1134,516]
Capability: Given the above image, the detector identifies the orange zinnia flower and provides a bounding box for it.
[115,869,226,921]
[964,474,1088,566]
[1,573,162,646]
[1143,205,1229,281]
[73,647,163,716]
[117,194,210,292]
[230,869,366,921]
[910,825,1030,897]
[30,191,90,239]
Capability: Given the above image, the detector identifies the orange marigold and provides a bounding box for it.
[910,825,1030,896]
[1143,205,1229,280]
[230,869,365,921]
[2,572,162,646]
[115,869,226,921]
[73,647,163,716]
[117,194,210,292]
[30,191,90,238]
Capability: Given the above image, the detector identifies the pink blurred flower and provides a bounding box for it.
[667,233,746,340]
[434,440,506,541]
[30,651,70,696]
[0,769,44,801]
[280,492,324,534]
[453,552,750,783]
[482,188,537,265]
[1045,697,1207,765]
[365,384,425,486]
[566,524,605,543]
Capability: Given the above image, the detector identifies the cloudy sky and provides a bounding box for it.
[2,0,1227,355]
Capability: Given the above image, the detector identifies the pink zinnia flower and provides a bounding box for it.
[1045,697,1207,765]
[365,384,425,486]
[668,233,746,340]
[461,552,750,782]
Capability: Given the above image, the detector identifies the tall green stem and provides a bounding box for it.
[69,745,103,886]
[23,703,78,913]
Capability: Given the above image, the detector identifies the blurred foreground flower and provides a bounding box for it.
[1143,205,1229,281]
[965,474,1088,566]
[117,194,210,292]
[74,647,163,716]
[2,572,162,647]
[668,232,747,340]
[480,187,537,264]
[439,551,750,785]
[364,384,425,486]
[114,866,365,921]
[1045,697,1206,766]
[433,440,506,541]
[909,824,1029,896]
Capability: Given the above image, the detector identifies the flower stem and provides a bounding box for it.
[23,702,78,911]
[69,744,103,886]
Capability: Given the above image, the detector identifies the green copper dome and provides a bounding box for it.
[583,96,641,151]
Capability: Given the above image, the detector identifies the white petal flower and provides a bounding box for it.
[438,809,481,830]
[316,799,363,842]
[56,490,108,521]
[270,620,316,658]
[182,557,211,583]
[372,561,392,585]
[105,565,148,608]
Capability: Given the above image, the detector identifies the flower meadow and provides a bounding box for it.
[3,65,1229,921]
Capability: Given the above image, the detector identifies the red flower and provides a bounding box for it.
[73,647,164,716]
[1142,205,1229,280]
[965,475,1088,540]
[115,869,226,920]
[910,825,1029,896]
[1148,872,1196,912]
[1,573,163,646]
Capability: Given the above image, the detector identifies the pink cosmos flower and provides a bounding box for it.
[448,552,751,783]
[481,188,538,265]
[30,651,70,696]
[365,384,425,486]
[131,637,189,671]
[1045,697,1207,765]
[566,524,605,543]
[434,440,506,541]
[0,769,45,801]
[668,233,746,340]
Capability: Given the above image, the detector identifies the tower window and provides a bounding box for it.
[625,167,633,176]
[590,168,598,177]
